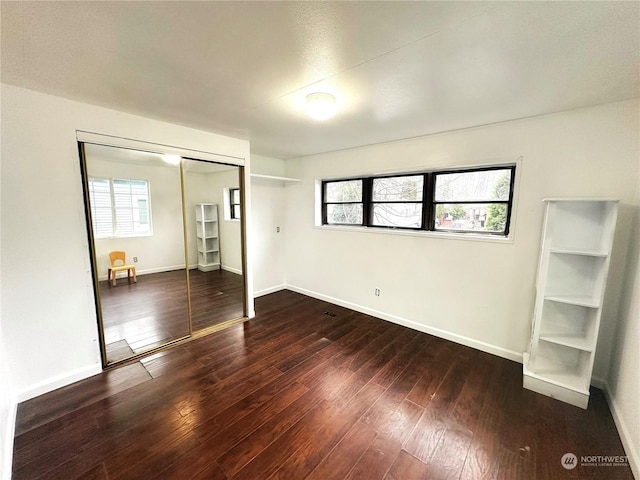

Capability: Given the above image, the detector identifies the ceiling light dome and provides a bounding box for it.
[305,92,337,121]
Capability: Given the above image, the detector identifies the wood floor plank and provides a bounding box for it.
[11,289,634,480]
[402,403,448,465]
[384,450,429,480]
[459,441,501,480]
[426,422,473,480]
[264,381,385,480]
[149,441,227,480]
[194,381,311,452]
[306,420,378,480]
[14,362,151,436]
[346,434,401,480]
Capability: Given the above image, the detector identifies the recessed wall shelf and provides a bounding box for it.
[523,198,618,409]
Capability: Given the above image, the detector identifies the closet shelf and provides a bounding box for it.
[539,333,594,352]
[250,173,301,185]
[543,294,600,309]
[549,248,608,257]
[523,353,589,394]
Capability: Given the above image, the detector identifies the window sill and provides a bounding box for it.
[95,233,153,240]
[314,224,514,244]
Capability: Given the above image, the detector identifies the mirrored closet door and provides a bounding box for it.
[182,159,245,331]
[80,143,246,366]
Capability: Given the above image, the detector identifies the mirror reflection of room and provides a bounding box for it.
[84,144,190,364]
[182,159,244,331]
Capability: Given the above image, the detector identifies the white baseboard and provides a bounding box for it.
[590,375,606,389]
[285,284,523,363]
[254,284,287,298]
[603,381,639,479]
[2,399,17,480]
[98,264,187,281]
[15,363,102,403]
[221,265,243,275]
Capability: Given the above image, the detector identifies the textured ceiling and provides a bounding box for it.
[2,1,639,159]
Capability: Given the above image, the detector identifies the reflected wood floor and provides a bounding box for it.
[13,291,632,479]
[100,269,244,362]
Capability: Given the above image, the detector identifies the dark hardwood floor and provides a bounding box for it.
[13,290,632,479]
[189,269,244,331]
[100,269,244,363]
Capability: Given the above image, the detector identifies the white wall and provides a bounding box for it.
[252,153,285,177]
[210,169,242,273]
[250,154,287,296]
[0,84,250,404]
[87,155,186,278]
[606,171,640,477]
[0,322,15,480]
[283,100,639,378]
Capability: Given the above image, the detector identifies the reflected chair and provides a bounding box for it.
[108,251,137,287]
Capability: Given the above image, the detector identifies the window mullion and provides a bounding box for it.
[110,179,117,236]
[424,172,435,231]
[321,181,328,224]
[362,178,372,226]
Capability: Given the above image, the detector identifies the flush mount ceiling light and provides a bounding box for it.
[161,154,181,165]
[305,92,337,121]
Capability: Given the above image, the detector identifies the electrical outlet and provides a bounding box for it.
[375,288,381,296]
[276,226,280,233]
[133,257,138,262]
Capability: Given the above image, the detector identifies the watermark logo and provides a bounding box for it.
[561,453,629,470]
[580,455,629,468]
[561,453,578,470]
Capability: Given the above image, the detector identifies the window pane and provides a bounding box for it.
[232,188,240,204]
[326,203,363,225]
[325,180,362,202]
[434,203,508,233]
[372,203,422,228]
[435,169,511,202]
[372,176,423,202]
[113,179,150,235]
[88,177,113,238]
[137,199,149,225]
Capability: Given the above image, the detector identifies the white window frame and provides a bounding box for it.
[88,176,152,238]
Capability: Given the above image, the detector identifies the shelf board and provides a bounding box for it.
[539,333,594,352]
[523,353,589,394]
[250,173,301,185]
[543,198,618,203]
[544,294,600,308]
[549,248,608,257]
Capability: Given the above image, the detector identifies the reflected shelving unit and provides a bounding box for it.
[523,198,618,408]
[195,203,220,271]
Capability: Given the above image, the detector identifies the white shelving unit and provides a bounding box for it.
[195,203,220,272]
[523,198,618,408]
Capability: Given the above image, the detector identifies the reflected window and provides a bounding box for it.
[230,187,241,220]
[88,177,151,238]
